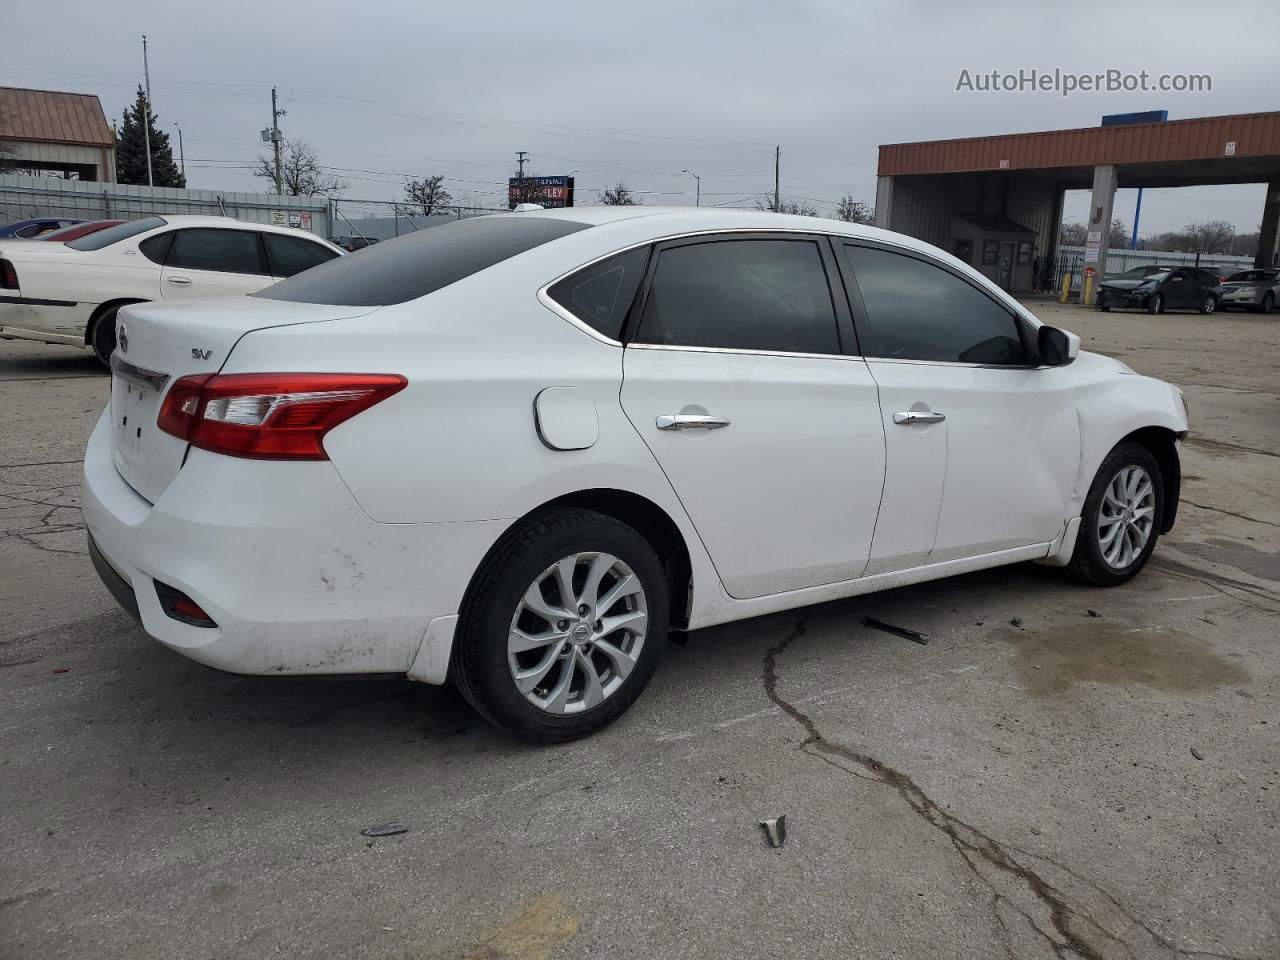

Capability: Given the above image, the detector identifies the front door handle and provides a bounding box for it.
[166,276,192,286]
[656,414,731,431]
[893,410,945,425]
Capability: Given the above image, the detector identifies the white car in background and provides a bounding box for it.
[0,215,341,364]
[82,207,1188,742]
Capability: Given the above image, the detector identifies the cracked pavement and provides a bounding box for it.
[1,304,1278,960]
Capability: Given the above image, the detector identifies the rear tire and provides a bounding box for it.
[452,508,669,743]
[1098,303,1111,312]
[1069,442,1164,587]
[1263,291,1276,315]
[1199,294,1217,315]
[1147,293,1164,315]
[89,305,120,367]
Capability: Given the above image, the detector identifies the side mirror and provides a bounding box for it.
[1037,325,1080,366]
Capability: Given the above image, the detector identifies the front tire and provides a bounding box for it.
[1263,291,1276,314]
[89,305,120,367]
[452,508,669,743]
[1069,442,1164,587]
[1147,293,1164,315]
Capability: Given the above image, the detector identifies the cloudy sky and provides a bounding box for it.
[8,0,1276,237]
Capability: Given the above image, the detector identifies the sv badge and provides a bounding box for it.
[192,348,213,360]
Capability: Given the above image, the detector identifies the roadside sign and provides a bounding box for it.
[1225,141,1237,156]
[271,210,286,225]
[1084,231,1102,263]
[288,212,302,228]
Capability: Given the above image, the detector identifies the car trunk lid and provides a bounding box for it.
[108,297,379,503]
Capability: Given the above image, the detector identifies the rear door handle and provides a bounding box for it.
[893,411,945,425]
[166,276,192,286]
[656,414,731,431]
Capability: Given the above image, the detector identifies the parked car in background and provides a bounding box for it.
[0,217,83,239]
[0,216,342,364]
[1096,266,1222,314]
[1219,268,1279,313]
[330,235,379,252]
[1103,265,1167,281]
[82,207,1188,742]
[35,219,126,243]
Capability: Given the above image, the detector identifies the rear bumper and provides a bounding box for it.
[0,298,92,344]
[81,409,506,678]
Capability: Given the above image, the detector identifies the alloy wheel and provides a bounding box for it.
[1096,465,1156,569]
[507,552,648,715]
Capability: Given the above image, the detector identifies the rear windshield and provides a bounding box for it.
[255,216,590,306]
[1228,270,1277,282]
[67,217,167,251]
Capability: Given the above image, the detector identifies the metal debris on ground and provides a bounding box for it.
[361,822,410,837]
[863,616,929,646]
[1086,609,1102,618]
[1190,747,1205,761]
[760,815,787,848]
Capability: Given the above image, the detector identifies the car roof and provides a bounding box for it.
[524,204,948,258]
[153,214,325,238]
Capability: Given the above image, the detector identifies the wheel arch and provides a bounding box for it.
[463,488,695,631]
[84,298,147,345]
[1119,425,1181,533]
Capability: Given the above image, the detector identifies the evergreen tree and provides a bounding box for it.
[116,86,185,187]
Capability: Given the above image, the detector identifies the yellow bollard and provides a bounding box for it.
[1082,267,1096,308]
[1059,271,1073,304]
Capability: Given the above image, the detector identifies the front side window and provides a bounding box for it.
[633,238,840,355]
[167,229,267,276]
[843,244,1027,365]
[264,234,340,278]
[547,246,649,341]
[68,217,166,251]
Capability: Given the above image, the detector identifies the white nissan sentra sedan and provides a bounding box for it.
[82,207,1188,742]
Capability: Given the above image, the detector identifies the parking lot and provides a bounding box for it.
[1,300,1276,960]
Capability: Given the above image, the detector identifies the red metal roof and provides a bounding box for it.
[0,86,115,148]
[878,112,1280,176]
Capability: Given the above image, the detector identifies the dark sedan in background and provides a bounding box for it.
[1096,266,1223,314]
[1219,269,1279,313]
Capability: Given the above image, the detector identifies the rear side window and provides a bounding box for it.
[843,244,1027,365]
[68,217,167,251]
[167,229,267,275]
[547,246,649,341]
[633,239,840,355]
[256,216,590,306]
[264,234,339,277]
[139,232,173,265]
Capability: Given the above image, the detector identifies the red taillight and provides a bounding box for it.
[157,372,407,460]
[0,259,18,290]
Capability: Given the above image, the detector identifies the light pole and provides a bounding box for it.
[682,169,701,206]
[173,122,185,181]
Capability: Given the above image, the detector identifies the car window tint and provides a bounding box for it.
[167,229,266,275]
[547,246,649,340]
[138,232,173,265]
[634,239,839,354]
[15,224,41,238]
[264,234,339,277]
[67,217,167,251]
[843,244,1026,365]
[256,216,589,306]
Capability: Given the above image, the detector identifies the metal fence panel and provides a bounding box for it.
[0,174,331,236]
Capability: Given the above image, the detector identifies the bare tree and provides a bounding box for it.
[404,175,453,216]
[834,194,874,224]
[597,181,638,205]
[1182,220,1236,253]
[1108,218,1130,248]
[756,197,818,217]
[1059,220,1087,245]
[253,141,345,197]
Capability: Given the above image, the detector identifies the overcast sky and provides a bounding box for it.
[8,0,1276,237]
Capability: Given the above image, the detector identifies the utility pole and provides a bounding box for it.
[173,122,185,181]
[773,145,780,212]
[682,169,700,206]
[516,151,529,178]
[141,35,153,187]
[271,87,285,195]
